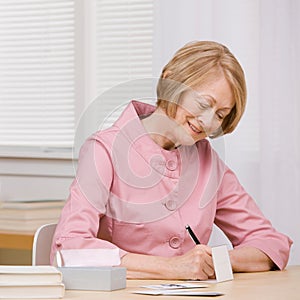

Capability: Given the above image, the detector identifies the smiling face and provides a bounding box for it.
[157,41,247,141]
[172,76,234,146]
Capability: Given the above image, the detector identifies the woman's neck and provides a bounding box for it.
[141,108,180,151]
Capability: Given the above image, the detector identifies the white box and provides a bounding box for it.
[58,267,126,291]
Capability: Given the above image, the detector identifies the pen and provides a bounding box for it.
[185,224,201,245]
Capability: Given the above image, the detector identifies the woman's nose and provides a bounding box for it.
[196,110,221,132]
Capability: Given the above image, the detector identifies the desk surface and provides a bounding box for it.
[61,265,299,300]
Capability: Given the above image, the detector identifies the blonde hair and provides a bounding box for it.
[156,41,247,137]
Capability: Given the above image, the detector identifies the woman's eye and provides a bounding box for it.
[217,114,224,120]
[198,102,209,110]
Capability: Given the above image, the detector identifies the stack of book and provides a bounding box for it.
[0,265,65,298]
[0,200,65,232]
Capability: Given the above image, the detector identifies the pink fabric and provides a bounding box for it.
[50,101,292,270]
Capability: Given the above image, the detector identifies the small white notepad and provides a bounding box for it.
[212,245,233,282]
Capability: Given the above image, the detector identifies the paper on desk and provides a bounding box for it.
[140,283,208,289]
[55,248,120,267]
[187,279,218,284]
[132,290,223,296]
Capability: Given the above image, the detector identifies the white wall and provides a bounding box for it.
[0,155,75,202]
[154,0,299,265]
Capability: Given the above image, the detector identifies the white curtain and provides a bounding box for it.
[155,0,300,265]
[258,0,300,266]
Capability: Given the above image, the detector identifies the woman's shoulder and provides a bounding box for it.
[89,125,120,144]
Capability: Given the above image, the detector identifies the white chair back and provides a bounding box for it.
[32,223,57,265]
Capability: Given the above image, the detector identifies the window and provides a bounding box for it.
[0,0,155,156]
[0,0,76,152]
[75,0,155,148]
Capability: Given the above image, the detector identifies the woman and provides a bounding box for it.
[51,41,292,280]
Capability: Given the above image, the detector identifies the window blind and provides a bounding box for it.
[0,0,75,149]
[94,0,155,130]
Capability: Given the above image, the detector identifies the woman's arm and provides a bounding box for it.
[120,245,274,279]
[50,137,123,263]
[229,246,275,272]
[120,245,215,280]
[214,166,292,271]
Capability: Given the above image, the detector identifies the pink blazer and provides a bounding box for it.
[51,101,292,269]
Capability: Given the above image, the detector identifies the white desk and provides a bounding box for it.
[60,265,299,300]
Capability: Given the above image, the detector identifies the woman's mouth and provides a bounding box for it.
[188,121,202,134]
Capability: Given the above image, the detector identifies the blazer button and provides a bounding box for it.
[166,160,177,171]
[169,236,181,249]
[150,156,166,173]
[165,199,177,211]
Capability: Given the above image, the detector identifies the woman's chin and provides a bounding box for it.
[173,127,205,147]
[178,135,197,146]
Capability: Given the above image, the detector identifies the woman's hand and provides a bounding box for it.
[121,245,215,280]
[167,245,215,280]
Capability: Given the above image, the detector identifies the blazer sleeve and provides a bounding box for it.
[214,166,293,270]
[50,136,128,265]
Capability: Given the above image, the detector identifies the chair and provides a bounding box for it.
[32,223,57,265]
